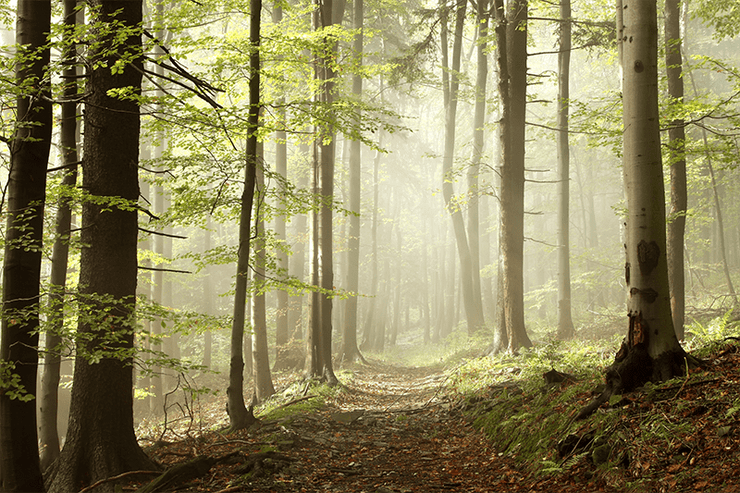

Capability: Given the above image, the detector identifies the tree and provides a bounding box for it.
[556,0,575,339]
[579,0,687,419]
[467,0,489,332]
[494,0,532,351]
[39,0,79,472]
[664,0,687,340]
[340,0,365,364]
[272,1,290,369]
[252,162,275,402]
[306,0,342,384]
[227,0,261,431]
[0,0,51,489]
[440,0,486,336]
[45,0,158,489]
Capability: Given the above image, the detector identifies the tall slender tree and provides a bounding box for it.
[664,0,687,339]
[252,163,275,401]
[467,0,489,324]
[0,0,51,489]
[440,0,486,336]
[227,0,261,430]
[39,0,79,471]
[272,1,290,367]
[556,0,575,339]
[341,0,364,364]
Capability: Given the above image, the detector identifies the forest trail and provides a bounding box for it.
[141,361,530,492]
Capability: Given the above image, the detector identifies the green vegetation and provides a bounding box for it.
[441,312,740,488]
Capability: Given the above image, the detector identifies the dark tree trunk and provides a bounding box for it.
[664,0,687,339]
[0,0,51,489]
[45,0,157,489]
[227,0,261,431]
[39,0,79,472]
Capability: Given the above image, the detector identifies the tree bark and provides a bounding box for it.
[39,0,79,472]
[441,0,486,336]
[341,0,364,364]
[556,0,575,339]
[227,0,261,431]
[664,0,687,339]
[619,0,684,380]
[45,0,157,488]
[252,163,275,402]
[468,0,488,326]
[272,2,290,368]
[496,0,532,351]
[0,0,51,489]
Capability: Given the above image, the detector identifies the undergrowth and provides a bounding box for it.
[454,312,740,486]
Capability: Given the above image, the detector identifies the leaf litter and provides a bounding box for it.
[129,339,740,492]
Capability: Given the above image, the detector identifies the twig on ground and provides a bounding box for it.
[78,470,161,493]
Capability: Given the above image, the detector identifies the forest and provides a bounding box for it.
[1,0,739,489]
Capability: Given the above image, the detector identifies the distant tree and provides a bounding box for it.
[556,0,575,339]
[252,163,275,402]
[664,0,687,339]
[45,0,158,488]
[440,0,486,336]
[272,1,290,369]
[467,0,489,332]
[0,0,51,489]
[341,0,365,364]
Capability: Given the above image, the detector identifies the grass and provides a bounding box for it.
[445,311,740,488]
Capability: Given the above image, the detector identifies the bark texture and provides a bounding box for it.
[45,0,157,490]
[664,0,687,339]
[227,0,261,431]
[0,0,51,489]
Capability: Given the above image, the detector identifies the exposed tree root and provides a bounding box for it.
[576,338,692,420]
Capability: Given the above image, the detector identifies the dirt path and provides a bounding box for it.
[143,362,527,492]
[255,362,521,493]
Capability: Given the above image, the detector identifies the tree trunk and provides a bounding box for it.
[664,0,687,339]
[45,0,157,488]
[495,0,532,351]
[468,0,489,326]
[619,0,684,382]
[252,164,275,402]
[361,134,381,350]
[307,145,322,374]
[288,142,310,340]
[556,0,575,339]
[272,2,291,368]
[202,220,214,369]
[0,0,51,489]
[341,0,364,364]
[39,0,79,472]
[440,0,486,336]
[227,0,261,431]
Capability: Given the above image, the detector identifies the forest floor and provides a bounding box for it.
[132,339,740,493]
